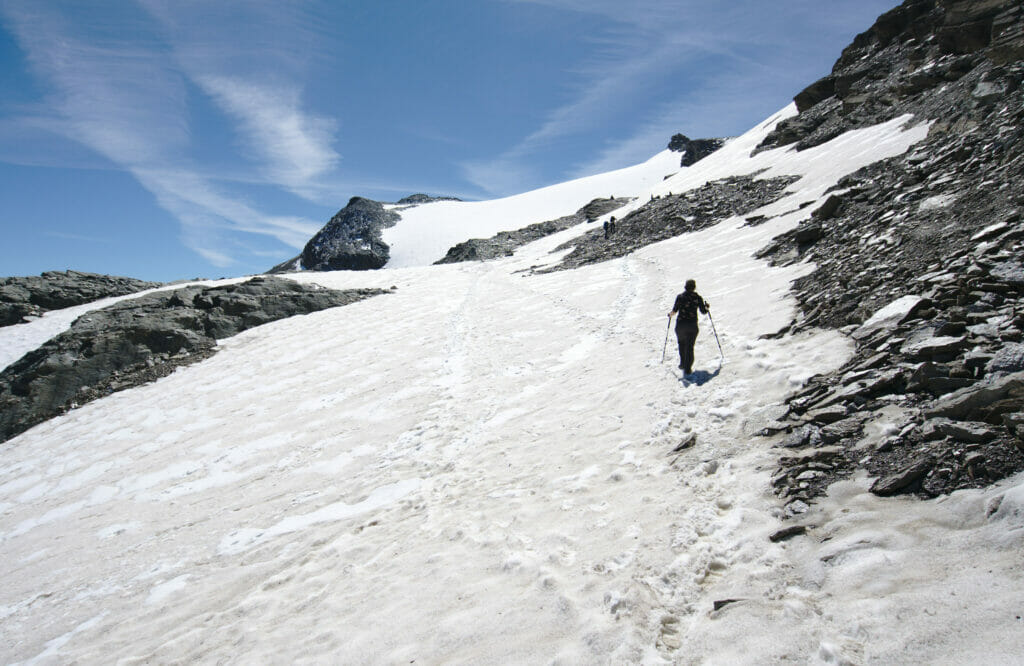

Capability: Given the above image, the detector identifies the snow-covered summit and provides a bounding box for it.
[381,148,681,268]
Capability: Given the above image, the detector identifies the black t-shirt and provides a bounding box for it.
[673,291,707,323]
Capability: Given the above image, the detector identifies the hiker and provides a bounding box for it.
[603,220,609,239]
[668,279,709,375]
[609,217,616,236]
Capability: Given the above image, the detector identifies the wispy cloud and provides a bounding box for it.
[0,0,338,268]
[195,75,339,199]
[466,0,898,195]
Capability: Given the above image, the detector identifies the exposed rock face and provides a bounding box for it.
[301,196,399,271]
[0,277,388,444]
[668,134,727,167]
[270,194,462,273]
[753,0,1024,508]
[395,193,462,206]
[757,0,1024,154]
[269,197,400,273]
[0,271,161,327]
[434,197,629,265]
[543,174,798,272]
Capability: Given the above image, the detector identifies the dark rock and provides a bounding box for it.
[667,134,727,167]
[0,271,161,327]
[806,405,849,424]
[769,525,808,542]
[900,334,967,360]
[794,75,836,113]
[820,416,866,444]
[762,0,1024,508]
[671,432,698,453]
[988,343,1024,374]
[927,372,1024,423]
[851,296,929,341]
[544,175,798,272]
[434,197,630,265]
[0,277,388,444]
[780,424,822,448]
[395,194,461,205]
[870,456,934,496]
[812,194,844,221]
[712,599,744,611]
[931,418,1000,443]
[269,197,400,273]
[794,222,824,245]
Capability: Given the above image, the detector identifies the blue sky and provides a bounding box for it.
[0,0,898,282]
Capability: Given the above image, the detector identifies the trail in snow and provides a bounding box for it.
[2,109,1023,664]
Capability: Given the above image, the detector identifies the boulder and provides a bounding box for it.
[988,343,1024,375]
[926,371,1024,423]
[769,525,808,542]
[812,194,844,221]
[0,271,161,327]
[667,134,726,167]
[927,417,1000,442]
[991,262,1024,286]
[852,295,929,341]
[271,197,400,273]
[899,335,967,359]
[870,456,934,496]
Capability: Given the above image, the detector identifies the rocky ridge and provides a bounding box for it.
[271,197,400,273]
[270,194,463,273]
[667,133,727,167]
[757,0,1024,154]
[434,197,629,264]
[0,277,388,444]
[739,0,1024,511]
[0,271,161,327]
[542,174,799,272]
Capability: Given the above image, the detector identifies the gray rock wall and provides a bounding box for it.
[434,197,629,265]
[749,0,1024,510]
[0,271,162,327]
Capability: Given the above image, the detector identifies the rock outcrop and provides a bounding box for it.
[395,193,462,206]
[0,277,388,444]
[272,197,400,273]
[270,194,463,273]
[747,0,1024,510]
[434,197,629,264]
[668,134,727,167]
[543,174,799,272]
[756,0,1024,154]
[0,271,162,327]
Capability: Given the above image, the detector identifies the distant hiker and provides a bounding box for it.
[668,279,709,375]
[609,217,617,236]
[603,220,609,239]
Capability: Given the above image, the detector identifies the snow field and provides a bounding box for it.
[382,149,682,268]
[2,108,1023,663]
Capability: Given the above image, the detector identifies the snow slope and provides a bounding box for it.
[3,108,1024,664]
[382,149,681,268]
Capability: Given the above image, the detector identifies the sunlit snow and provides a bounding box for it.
[2,106,1023,664]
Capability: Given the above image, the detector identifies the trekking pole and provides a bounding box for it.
[660,315,673,363]
[707,310,724,362]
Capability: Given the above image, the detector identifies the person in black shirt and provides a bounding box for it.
[668,279,709,375]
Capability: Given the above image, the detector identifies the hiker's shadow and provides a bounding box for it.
[683,364,721,386]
